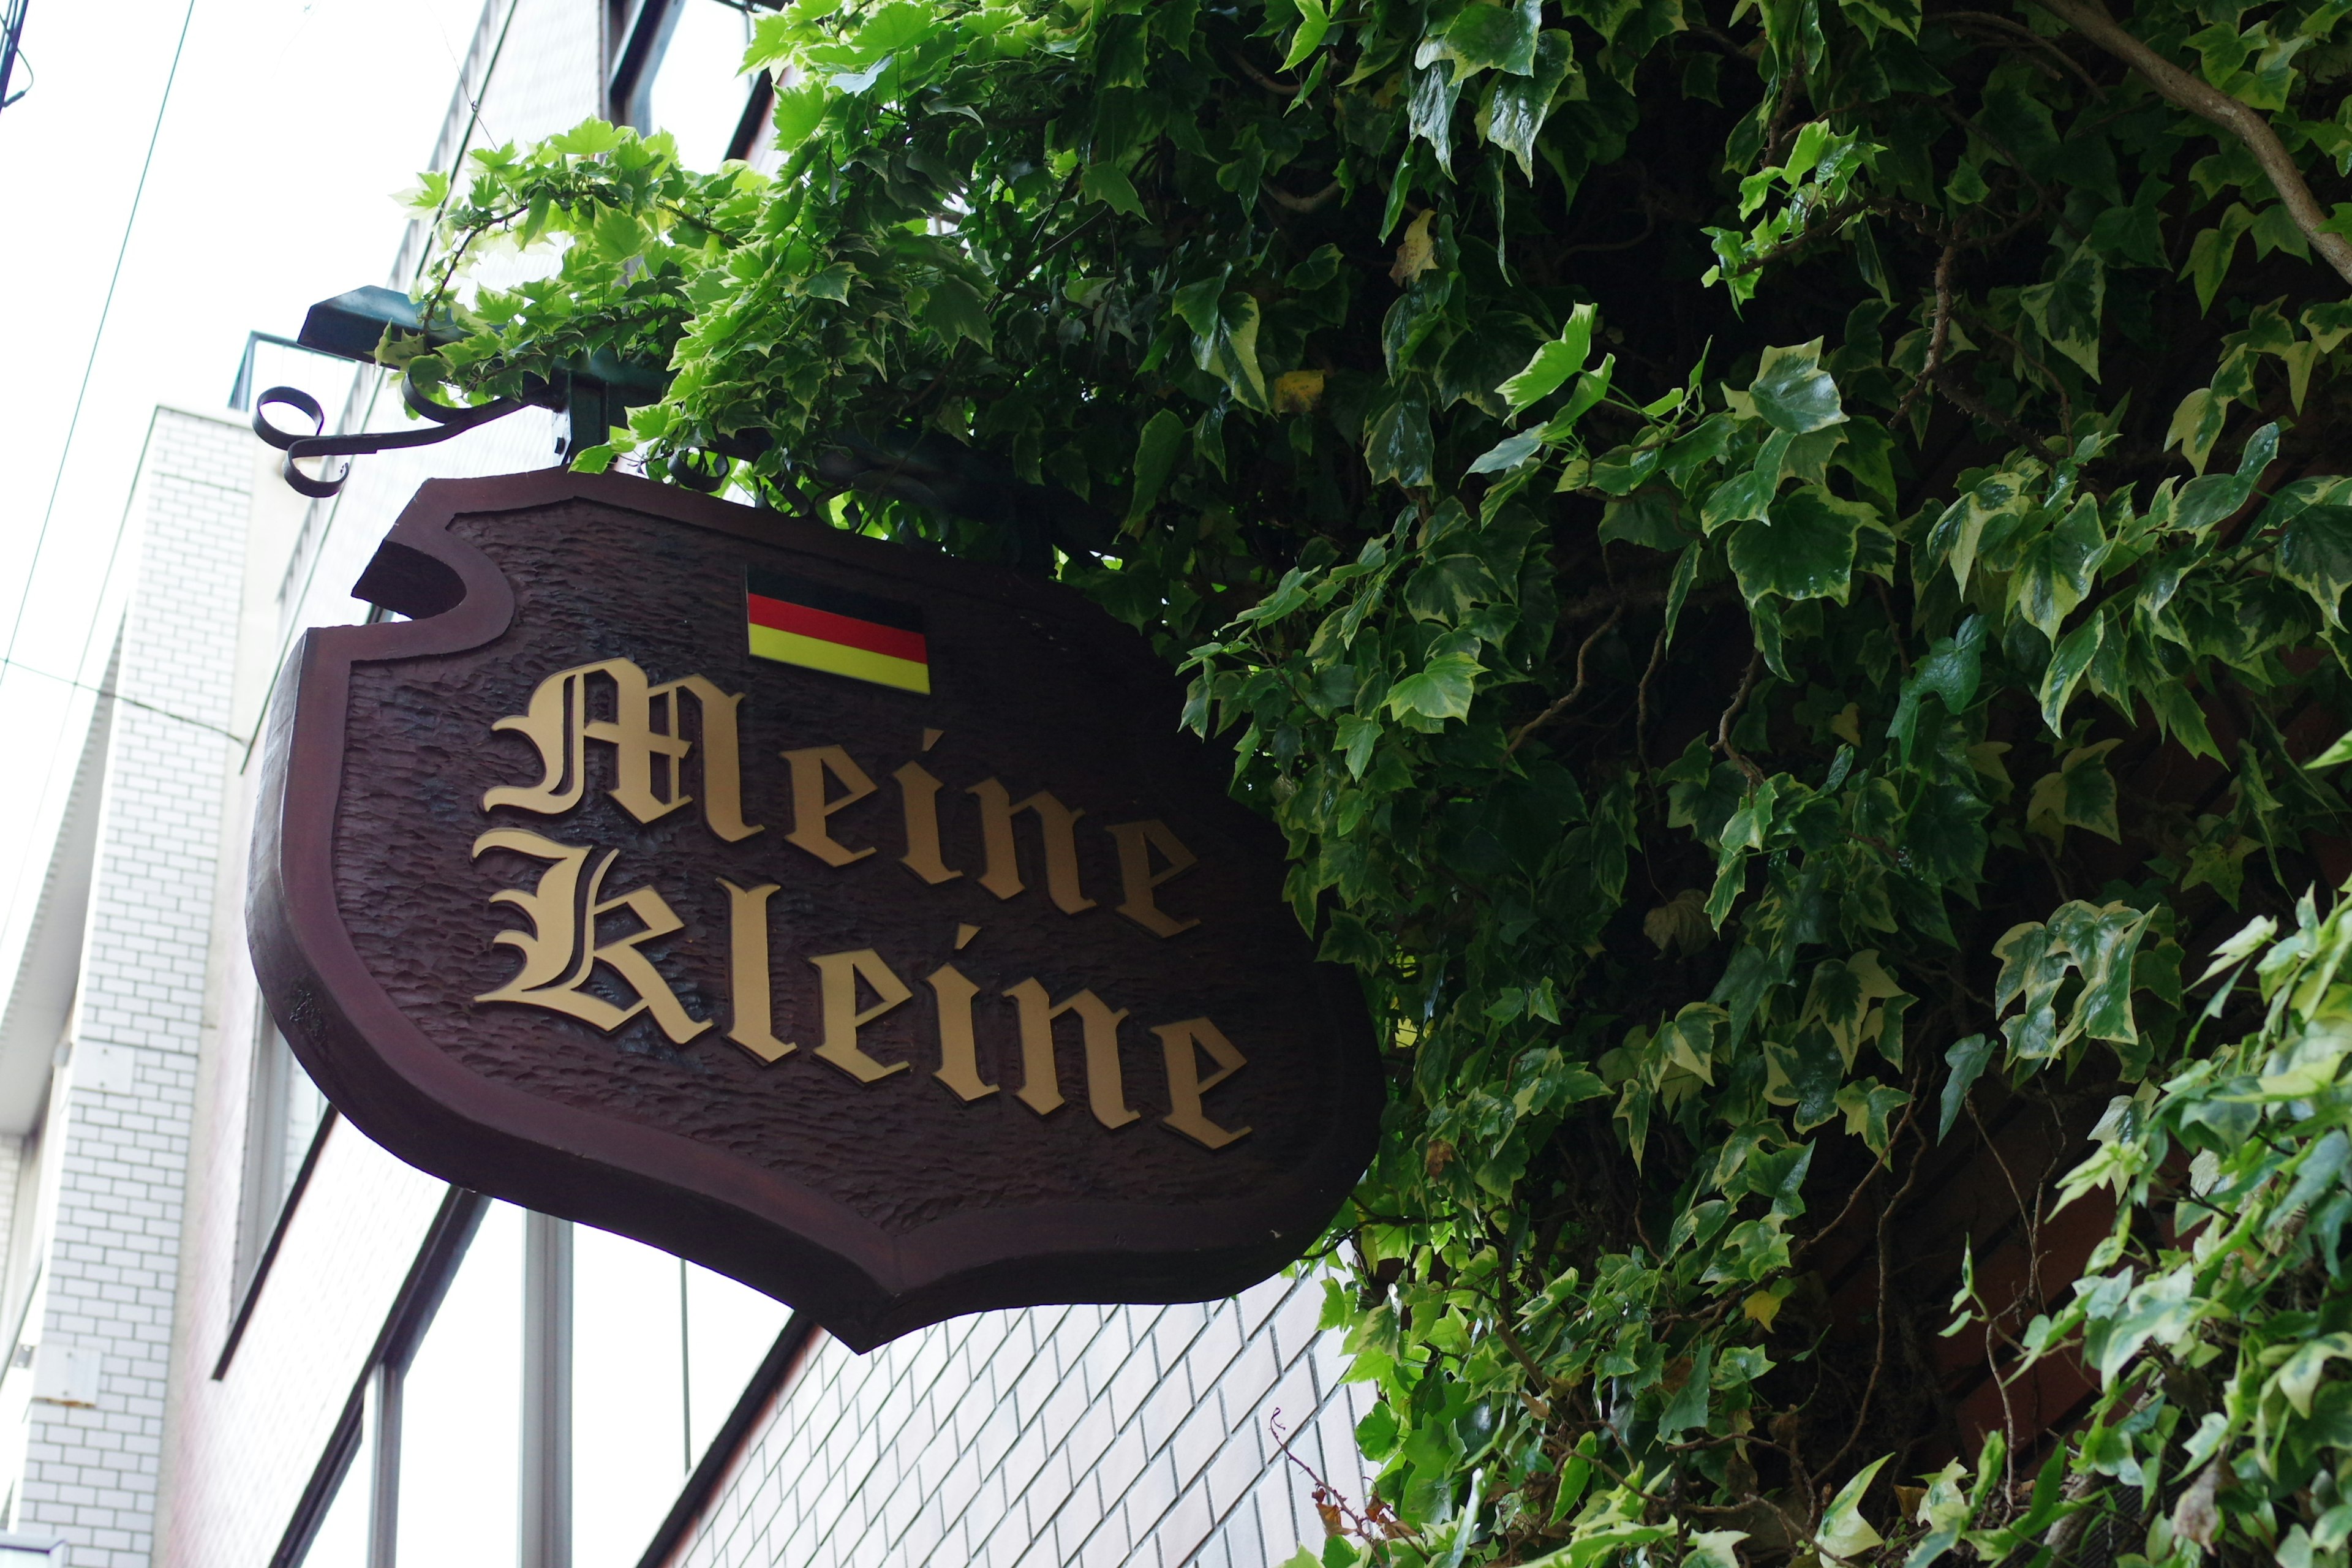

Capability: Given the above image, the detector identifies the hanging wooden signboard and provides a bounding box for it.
[247,470,1381,1350]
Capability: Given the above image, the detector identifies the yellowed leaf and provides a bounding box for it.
[1391,209,1437,284]
[1274,369,1327,413]
[1744,1281,1792,1329]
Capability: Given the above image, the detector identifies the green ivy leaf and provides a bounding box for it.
[2184,203,2255,315]
[801,261,856,301]
[771,82,830,148]
[1387,649,1485,720]
[1406,551,1505,621]
[1683,1531,1751,1568]
[2274,1331,2352,1417]
[922,276,994,350]
[1280,0,1333,69]
[1838,0,1920,40]
[1499,304,1596,412]
[1887,614,1986,761]
[548,118,627,156]
[1468,429,1545,474]
[1336,713,1382,779]
[1183,290,1270,410]
[1080,162,1147,217]
[2018,247,2106,379]
[1939,1033,1994,1141]
[2166,386,2231,475]
[2009,497,2108,641]
[2027,739,2123,846]
[1817,1457,1893,1561]
[1366,390,1436,487]
[1728,488,1865,603]
[1484,32,1575,176]
[2277,504,2352,626]
[2055,899,2150,1044]
[1657,1340,1714,1436]
[1446,0,1541,75]
[1836,1080,1910,1155]
[1749,340,1848,433]
[2038,613,2106,734]
[851,0,937,55]
[1126,409,1187,524]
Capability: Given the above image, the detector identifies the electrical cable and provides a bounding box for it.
[0,404,182,994]
[0,0,198,698]
[0,0,30,113]
[0,2,198,981]
[0,657,246,747]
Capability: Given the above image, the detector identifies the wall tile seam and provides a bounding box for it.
[1131,1362,1359,1562]
[947,1359,1349,1565]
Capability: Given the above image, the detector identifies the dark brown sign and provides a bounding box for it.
[247,470,1380,1349]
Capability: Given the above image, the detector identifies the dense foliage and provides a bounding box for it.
[400,0,2352,1561]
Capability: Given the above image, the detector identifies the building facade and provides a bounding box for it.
[0,5,1373,1567]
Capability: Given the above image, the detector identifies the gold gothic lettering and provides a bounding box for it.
[483,660,758,841]
[1106,820,1200,938]
[925,964,994,1101]
[1004,979,1138,1129]
[719,880,793,1063]
[892,762,960,886]
[472,829,709,1044]
[808,948,913,1084]
[783,745,877,867]
[969,780,1093,914]
[1152,1018,1251,1149]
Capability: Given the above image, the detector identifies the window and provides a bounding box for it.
[573,1230,789,1568]
[276,1192,799,1568]
[608,1,777,172]
[398,1204,524,1568]
[296,1409,370,1568]
[647,3,756,170]
[233,1022,330,1304]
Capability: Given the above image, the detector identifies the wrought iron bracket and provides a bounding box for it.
[263,285,1119,569]
[252,380,526,499]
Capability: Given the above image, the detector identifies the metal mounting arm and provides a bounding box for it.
[259,286,1118,570]
[253,379,525,499]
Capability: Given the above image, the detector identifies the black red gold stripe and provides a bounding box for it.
[744,570,930,693]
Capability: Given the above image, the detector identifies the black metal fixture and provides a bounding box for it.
[249,285,668,499]
[255,285,1118,571]
[254,380,525,500]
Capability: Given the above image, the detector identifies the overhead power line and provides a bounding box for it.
[0,0,197,695]
[0,4,197,991]
[0,0,29,113]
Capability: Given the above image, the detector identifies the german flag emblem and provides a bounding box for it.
[744,570,931,694]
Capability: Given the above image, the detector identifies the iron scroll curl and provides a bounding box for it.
[252,382,526,500]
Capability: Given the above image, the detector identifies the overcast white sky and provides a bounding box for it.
[0,0,491,982]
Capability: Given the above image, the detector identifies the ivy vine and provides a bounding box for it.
[398,0,2352,1562]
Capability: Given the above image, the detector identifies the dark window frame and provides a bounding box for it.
[268,1186,813,1568]
[266,1187,487,1568]
[632,1315,819,1568]
[213,1101,336,1381]
[609,0,782,165]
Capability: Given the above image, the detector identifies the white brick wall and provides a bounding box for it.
[666,1278,1374,1568]
[155,429,456,1568]
[13,410,253,1568]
